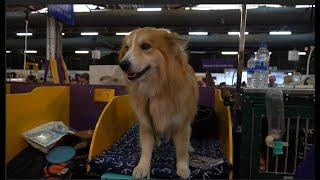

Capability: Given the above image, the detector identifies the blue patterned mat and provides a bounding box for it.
[88,125,231,179]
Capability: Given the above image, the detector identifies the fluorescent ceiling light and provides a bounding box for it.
[81,32,99,36]
[86,4,105,10]
[295,5,315,8]
[269,31,292,35]
[32,5,105,14]
[190,4,281,10]
[228,31,249,35]
[31,7,48,13]
[185,7,191,10]
[62,33,65,36]
[74,4,106,12]
[188,32,208,35]
[194,4,241,10]
[137,8,162,12]
[16,33,33,36]
[190,51,206,54]
[6,51,12,53]
[265,4,282,8]
[221,51,238,55]
[191,7,213,10]
[74,4,91,12]
[75,50,89,54]
[116,32,131,36]
[298,51,307,55]
[24,50,37,54]
[191,4,259,10]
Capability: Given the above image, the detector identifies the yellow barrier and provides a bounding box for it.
[6,86,70,163]
[214,89,233,179]
[88,95,136,160]
[6,84,10,94]
[88,89,233,178]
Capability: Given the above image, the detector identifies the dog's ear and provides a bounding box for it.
[168,32,188,51]
[118,36,129,61]
[118,44,126,61]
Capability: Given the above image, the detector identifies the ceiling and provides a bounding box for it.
[5,1,315,53]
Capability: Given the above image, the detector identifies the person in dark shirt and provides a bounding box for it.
[26,75,37,83]
[80,73,89,85]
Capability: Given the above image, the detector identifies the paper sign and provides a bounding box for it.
[94,89,115,102]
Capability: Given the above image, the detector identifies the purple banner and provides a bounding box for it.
[201,59,235,69]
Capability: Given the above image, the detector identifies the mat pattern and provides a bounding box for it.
[88,125,231,179]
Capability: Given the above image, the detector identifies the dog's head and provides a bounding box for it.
[118,27,188,82]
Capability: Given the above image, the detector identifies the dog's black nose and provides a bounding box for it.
[119,60,131,71]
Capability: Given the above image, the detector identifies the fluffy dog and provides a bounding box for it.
[118,27,199,179]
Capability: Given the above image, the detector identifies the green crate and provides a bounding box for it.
[239,88,315,179]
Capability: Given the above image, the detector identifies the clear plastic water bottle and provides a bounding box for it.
[254,43,270,88]
[246,55,255,88]
[265,89,286,154]
[265,89,285,139]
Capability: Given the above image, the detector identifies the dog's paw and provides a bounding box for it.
[133,163,149,179]
[177,163,191,179]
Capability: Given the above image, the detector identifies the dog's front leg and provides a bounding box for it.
[173,125,191,179]
[133,124,155,179]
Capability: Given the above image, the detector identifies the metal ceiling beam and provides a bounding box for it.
[6,0,315,6]
[6,8,314,29]
[6,33,314,50]
[6,24,314,35]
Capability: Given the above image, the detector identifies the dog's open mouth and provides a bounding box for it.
[126,65,151,81]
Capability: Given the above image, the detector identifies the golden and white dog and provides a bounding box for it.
[118,27,199,179]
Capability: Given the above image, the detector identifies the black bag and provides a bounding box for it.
[191,105,217,139]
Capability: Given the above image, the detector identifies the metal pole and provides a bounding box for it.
[236,4,247,92]
[23,8,30,75]
[233,4,248,131]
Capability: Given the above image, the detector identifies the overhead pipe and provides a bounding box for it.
[5,33,314,50]
[6,8,313,29]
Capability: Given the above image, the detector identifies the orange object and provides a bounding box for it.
[43,163,68,177]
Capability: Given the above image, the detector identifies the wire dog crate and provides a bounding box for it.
[240,88,315,179]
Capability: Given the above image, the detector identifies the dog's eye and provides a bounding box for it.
[141,43,151,50]
[124,45,129,50]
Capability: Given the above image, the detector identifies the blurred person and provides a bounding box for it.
[269,75,277,87]
[205,70,215,87]
[80,73,89,85]
[26,75,37,83]
[75,74,81,83]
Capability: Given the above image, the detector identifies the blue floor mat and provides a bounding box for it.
[88,124,231,179]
